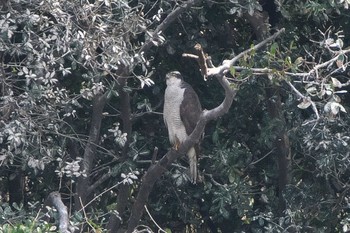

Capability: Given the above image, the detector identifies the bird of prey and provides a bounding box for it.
[163,71,202,183]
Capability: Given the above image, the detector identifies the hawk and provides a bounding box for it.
[163,71,202,183]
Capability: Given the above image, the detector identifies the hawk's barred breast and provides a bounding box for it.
[163,84,188,144]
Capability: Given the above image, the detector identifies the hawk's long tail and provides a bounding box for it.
[187,147,197,184]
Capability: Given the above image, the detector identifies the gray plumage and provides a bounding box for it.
[163,71,202,183]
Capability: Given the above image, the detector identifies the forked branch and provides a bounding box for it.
[126,29,284,232]
[207,28,285,76]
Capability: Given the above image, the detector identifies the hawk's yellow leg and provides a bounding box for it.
[174,136,181,151]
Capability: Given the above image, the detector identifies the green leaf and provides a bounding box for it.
[289,40,297,50]
[212,130,219,144]
[220,207,230,219]
[306,86,317,96]
[297,99,311,109]
[331,77,342,88]
[228,169,236,183]
[294,57,303,65]
[258,217,264,226]
[107,90,119,99]
[230,66,236,77]
[336,54,345,68]
[285,56,292,66]
[123,86,133,93]
[270,42,278,57]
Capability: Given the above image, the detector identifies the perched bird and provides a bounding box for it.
[163,71,202,183]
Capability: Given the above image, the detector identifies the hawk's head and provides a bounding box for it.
[166,71,183,86]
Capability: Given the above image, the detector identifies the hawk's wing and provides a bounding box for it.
[180,82,202,135]
[180,81,202,183]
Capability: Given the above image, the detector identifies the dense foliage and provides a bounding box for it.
[1,0,350,232]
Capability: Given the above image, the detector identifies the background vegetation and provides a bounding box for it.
[1,0,350,232]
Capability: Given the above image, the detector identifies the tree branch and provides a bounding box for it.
[194,43,208,80]
[139,0,201,54]
[106,78,133,232]
[87,171,113,195]
[286,81,320,120]
[207,28,285,77]
[44,192,71,233]
[76,93,109,210]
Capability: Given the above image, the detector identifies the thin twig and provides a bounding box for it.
[79,197,95,231]
[78,180,123,213]
[207,28,286,77]
[144,205,166,233]
[194,43,208,80]
[286,81,320,119]
[250,149,275,165]
[139,0,201,54]
[182,53,199,59]
[151,147,158,165]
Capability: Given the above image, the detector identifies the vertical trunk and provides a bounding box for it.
[107,79,132,232]
[75,94,107,211]
[106,184,129,232]
[0,50,24,207]
[244,6,292,214]
[119,79,132,147]
[8,168,24,206]
[266,87,291,213]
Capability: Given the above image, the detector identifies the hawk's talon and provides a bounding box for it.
[173,137,180,151]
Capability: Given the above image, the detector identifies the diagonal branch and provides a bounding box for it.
[139,0,201,54]
[286,81,320,120]
[207,28,285,77]
[75,93,109,211]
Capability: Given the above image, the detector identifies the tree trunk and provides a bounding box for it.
[75,94,108,211]
[243,6,292,214]
[8,168,24,207]
[107,79,132,232]
[266,87,291,213]
[1,50,24,207]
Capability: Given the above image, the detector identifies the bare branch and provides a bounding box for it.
[87,171,113,195]
[76,93,109,210]
[207,28,286,77]
[126,75,236,232]
[139,0,201,54]
[249,149,275,166]
[182,53,199,59]
[204,45,350,121]
[286,81,306,100]
[78,180,124,213]
[194,43,209,80]
[286,81,320,120]
[152,147,158,165]
[311,48,350,72]
[44,192,71,233]
[144,205,167,233]
[126,66,235,233]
